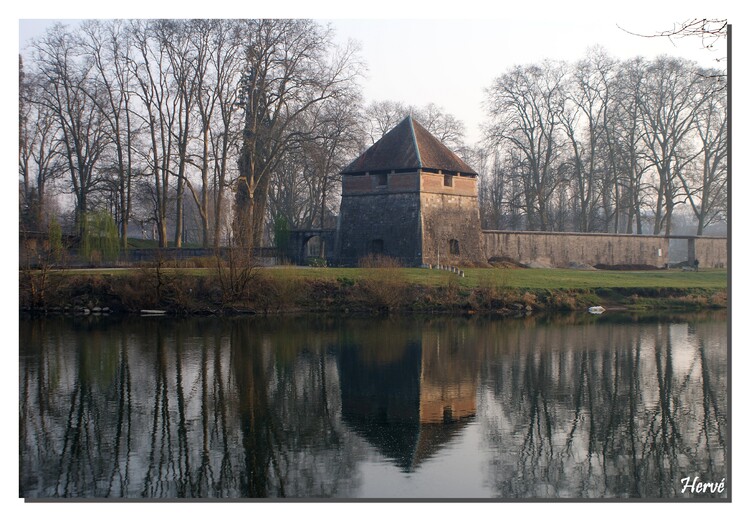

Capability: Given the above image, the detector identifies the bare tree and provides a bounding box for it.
[233,19,362,249]
[474,146,503,229]
[560,63,595,232]
[415,102,466,151]
[266,92,364,249]
[203,21,245,249]
[267,150,311,229]
[129,20,180,247]
[363,100,408,143]
[363,100,466,151]
[608,58,652,234]
[19,56,64,232]
[80,20,141,249]
[183,20,243,248]
[157,20,199,248]
[481,49,728,236]
[678,77,727,234]
[485,61,568,230]
[560,48,619,232]
[639,57,706,235]
[305,95,364,231]
[31,23,109,234]
[619,19,728,58]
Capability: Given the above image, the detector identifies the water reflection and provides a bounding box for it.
[479,315,727,498]
[19,312,727,499]
[339,321,477,471]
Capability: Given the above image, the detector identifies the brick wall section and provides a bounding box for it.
[420,172,476,196]
[341,175,373,193]
[389,171,420,191]
[694,237,728,268]
[482,231,670,267]
[341,171,420,194]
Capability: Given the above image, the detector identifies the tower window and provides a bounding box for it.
[449,239,460,256]
[443,173,453,187]
[375,173,388,187]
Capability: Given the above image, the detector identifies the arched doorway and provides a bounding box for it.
[287,229,337,265]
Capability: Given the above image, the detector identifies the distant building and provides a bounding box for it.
[336,116,483,266]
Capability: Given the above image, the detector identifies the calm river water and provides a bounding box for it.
[19,312,728,500]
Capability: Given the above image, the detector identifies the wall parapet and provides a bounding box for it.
[482,230,670,239]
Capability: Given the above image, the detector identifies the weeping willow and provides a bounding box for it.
[81,211,120,263]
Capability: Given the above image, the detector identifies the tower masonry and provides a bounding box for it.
[336,116,483,267]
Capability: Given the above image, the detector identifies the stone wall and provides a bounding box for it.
[419,172,484,266]
[482,231,670,268]
[336,168,723,270]
[337,170,484,267]
[693,237,728,268]
[336,191,422,266]
[421,192,484,266]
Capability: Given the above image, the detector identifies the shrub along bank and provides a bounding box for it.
[19,266,727,316]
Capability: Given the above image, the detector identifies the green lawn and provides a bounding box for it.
[66,266,725,291]
[461,267,727,290]
[265,267,727,290]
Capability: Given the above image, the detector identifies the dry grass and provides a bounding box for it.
[355,255,409,311]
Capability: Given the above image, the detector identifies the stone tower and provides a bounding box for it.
[336,116,483,266]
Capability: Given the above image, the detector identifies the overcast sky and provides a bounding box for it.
[325,17,726,143]
[15,3,735,144]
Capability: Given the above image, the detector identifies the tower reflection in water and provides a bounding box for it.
[338,320,478,472]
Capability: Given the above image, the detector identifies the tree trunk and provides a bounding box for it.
[201,127,210,248]
[174,177,184,248]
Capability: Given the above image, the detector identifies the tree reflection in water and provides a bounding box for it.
[480,315,727,498]
[20,317,361,498]
[19,313,727,499]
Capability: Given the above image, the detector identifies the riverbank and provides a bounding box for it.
[19,266,727,316]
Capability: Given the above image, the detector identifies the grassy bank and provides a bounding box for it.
[20,266,727,316]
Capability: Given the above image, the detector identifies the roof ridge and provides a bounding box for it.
[407,115,423,168]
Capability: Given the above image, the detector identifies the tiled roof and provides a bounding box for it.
[341,116,477,175]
